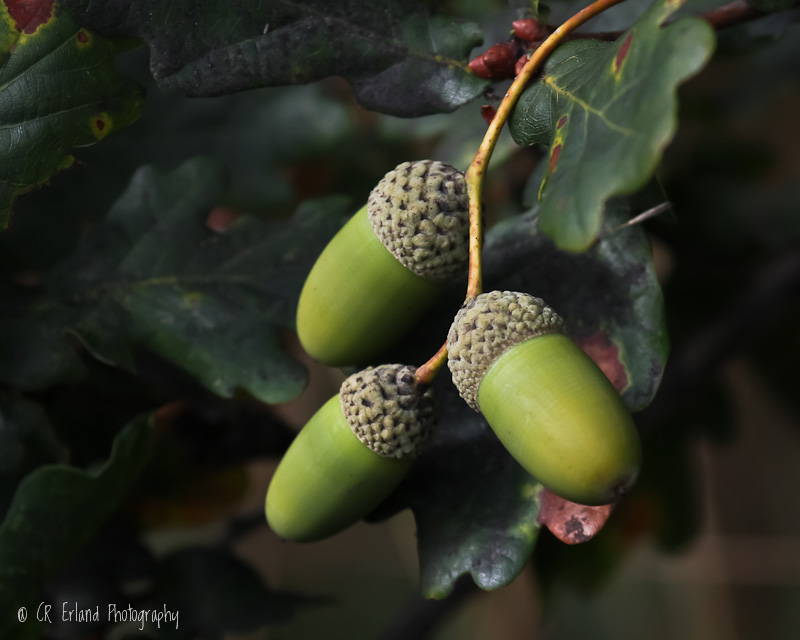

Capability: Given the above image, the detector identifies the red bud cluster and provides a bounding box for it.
[468,17,549,83]
[468,42,520,81]
[512,19,544,44]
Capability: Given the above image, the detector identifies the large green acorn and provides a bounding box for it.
[297,160,469,366]
[447,291,641,505]
[266,364,435,542]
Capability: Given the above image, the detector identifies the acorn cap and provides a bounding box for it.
[447,291,567,411]
[368,160,469,283]
[340,364,435,459]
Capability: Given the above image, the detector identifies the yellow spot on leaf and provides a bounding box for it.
[58,155,75,171]
[611,33,634,82]
[1,0,57,51]
[0,7,20,55]
[520,481,543,501]
[90,112,113,140]
[182,292,204,308]
[549,139,563,174]
[76,29,92,48]
[511,520,538,541]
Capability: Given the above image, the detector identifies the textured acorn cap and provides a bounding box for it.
[368,160,469,283]
[447,291,567,411]
[340,364,435,459]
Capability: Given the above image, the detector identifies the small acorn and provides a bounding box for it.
[447,291,641,505]
[297,160,469,366]
[265,364,435,542]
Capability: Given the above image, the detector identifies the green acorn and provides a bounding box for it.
[265,364,435,542]
[447,291,641,505]
[297,160,469,366]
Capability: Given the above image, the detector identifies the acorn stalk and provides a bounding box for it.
[447,291,641,505]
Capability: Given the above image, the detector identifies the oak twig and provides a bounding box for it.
[416,0,629,384]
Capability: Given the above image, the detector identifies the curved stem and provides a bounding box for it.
[416,0,628,385]
[465,0,628,299]
[415,340,448,385]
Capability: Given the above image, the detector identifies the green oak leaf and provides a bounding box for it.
[403,377,543,599]
[397,200,666,597]
[61,0,487,117]
[0,393,68,519]
[0,71,355,279]
[0,394,66,476]
[485,204,668,412]
[0,0,143,229]
[509,0,715,251]
[0,156,350,402]
[0,414,154,637]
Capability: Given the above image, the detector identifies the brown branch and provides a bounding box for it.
[465,0,630,300]
[417,0,629,383]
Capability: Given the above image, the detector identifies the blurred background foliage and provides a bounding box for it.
[1,0,800,638]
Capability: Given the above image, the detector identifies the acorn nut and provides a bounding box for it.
[297,160,469,366]
[447,291,641,506]
[265,364,435,542]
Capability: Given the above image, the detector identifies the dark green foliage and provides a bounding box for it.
[484,204,668,412]
[0,394,67,518]
[509,0,715,250]
[0,0,797,634]
[405,377,543,599]
[393,199,666,597]
[0,0,143,228]
[151,547,321,638]
[0,158,349,403]
[0,416,153,637]
[61,0,487,116]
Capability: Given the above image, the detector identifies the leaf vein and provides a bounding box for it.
[0,27,80,96]
[544,75,636,137]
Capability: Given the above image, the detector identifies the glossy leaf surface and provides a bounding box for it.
[509,0,715,251]
[484,205,668,412]
[0,157,349,402]
[61,0,487,116]
[0,0,143,228]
